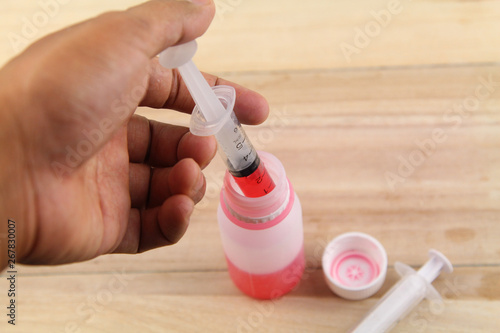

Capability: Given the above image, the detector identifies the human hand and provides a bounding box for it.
[0,0,269,270]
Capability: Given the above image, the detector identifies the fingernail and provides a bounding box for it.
[181,200,194,219]
[192,171,205,203]
[188,0,210,5]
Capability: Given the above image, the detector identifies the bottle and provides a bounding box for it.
[217,151,305,299]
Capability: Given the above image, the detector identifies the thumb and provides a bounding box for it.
[5,0,214,172]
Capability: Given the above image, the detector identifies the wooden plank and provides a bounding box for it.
[1,0,499,70]
[200,0,500,72]
[1,267,499,332]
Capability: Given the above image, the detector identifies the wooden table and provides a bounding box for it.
[1,0,499,332]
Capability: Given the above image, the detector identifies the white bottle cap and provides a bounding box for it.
[322,232,387,300]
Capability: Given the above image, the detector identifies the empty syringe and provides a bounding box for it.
[349,249,453,333]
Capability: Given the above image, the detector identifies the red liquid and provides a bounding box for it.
[233,162,276,198]
[226,246,305,300]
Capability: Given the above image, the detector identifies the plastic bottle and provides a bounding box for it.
[217,151,305,299]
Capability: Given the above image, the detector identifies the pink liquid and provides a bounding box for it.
[226,246,305,300]
[233,161,276,198]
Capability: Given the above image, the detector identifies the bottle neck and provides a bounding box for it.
[221,152,289,225]
[223,181,290,224]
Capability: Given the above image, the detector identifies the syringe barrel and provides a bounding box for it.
[349,274,428,333]
[190,85,275,197]
[190,85,257,175]
[215,110,258,175]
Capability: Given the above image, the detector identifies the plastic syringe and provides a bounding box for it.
[159,41,275,198]
[349,249,453,333]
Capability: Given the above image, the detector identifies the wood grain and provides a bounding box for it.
[1,0,500,332]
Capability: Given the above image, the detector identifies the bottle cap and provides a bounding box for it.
[322,232,387,300]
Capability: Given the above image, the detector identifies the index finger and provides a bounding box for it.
[141,59,270,125]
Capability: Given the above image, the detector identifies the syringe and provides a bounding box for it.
[159,41,275,198]
[349,249,453,333]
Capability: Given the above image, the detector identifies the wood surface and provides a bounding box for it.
[1,0,499,332]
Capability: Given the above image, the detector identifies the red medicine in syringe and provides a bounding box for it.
[231,155,275,198]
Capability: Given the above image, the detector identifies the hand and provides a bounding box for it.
[0,0,269,270]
